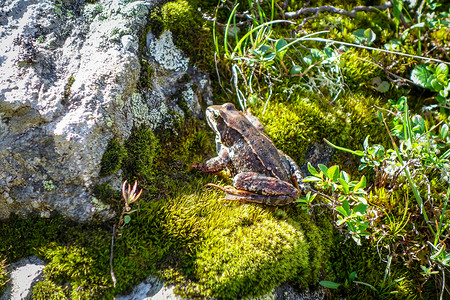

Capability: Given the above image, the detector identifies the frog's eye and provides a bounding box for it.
[213,111,220,119]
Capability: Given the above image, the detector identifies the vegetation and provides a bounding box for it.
[1,0,450,299]
[0,256,7,296]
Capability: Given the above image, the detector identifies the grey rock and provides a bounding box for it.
[0,0,213,221]
[300,142,335,176]
[117,277,325,300]
[270,284,325,300]
[116,276,179,300]
[0,256,46,300]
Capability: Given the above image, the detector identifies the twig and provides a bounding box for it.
[284,1,393,19]
[307,186,337,204]
[110,224,117,288]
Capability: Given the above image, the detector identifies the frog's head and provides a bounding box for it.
[205,103,240,145]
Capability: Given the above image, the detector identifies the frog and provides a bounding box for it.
[191,102,306,205]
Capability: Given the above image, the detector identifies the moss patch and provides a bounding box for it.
[32,280,67,300]
[123,124,159,182]
[0,256,7,296]
[150,0,216,72]
[100,138,127,176]
[125,188,331,298]
[252,90,386,168]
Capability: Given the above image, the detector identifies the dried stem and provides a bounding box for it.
[110,224,117,288]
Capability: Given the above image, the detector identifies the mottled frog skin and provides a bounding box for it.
[191,103,305,205]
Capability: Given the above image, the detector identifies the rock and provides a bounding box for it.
[270,284,325,300]
[0,0,213,222]
[116,276,179,300]
[117,277,325,300]
[300,142,335,176]
[0,256,46,300]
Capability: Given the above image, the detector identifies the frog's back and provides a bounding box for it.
[226,115,291,181]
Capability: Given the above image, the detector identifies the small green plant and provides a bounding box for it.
[43,180,55,191]
[411,63,450,110]
[303,163,370,245]
[320,96,450,297]
[118,180,142,228]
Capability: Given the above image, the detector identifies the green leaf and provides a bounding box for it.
[328,165,340,182]
[336,216,346,226]
[353,203,368,215]
[377,81,390,93]
[259,44,271,54]
[356,196,368,205]
[342,199,350,214]
[436,63,449,77]
[436,94,446,103]
[304,55,313,65]
[338,178,350,194]
[323,47,334,58]
[124,215,131,224]
[275,39,288,53]
[290,64,302,75]
[441,124,449,140]
[353,28,376,45]
[307,162,319,176]
[354,175,367,191]
[319,281,341,289]
[340,170,350,182]
[392,0,403,23]
[431,79,444,92]
[411,64,432,88]
[303,176,322,182]
[311,48,323,60]
[352,234,362,246]
[363,136,370,150]
[349,271,357,282]
[318,164,329,177]
[336,206,349,217]
[263,52,276,62]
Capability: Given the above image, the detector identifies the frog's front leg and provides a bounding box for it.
[190,147,230,173]
[279,151,307,193]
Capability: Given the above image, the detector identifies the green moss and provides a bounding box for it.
[123,186,331,299]
[150,0,216,71]
[341,49,385,90]
[32,280,67,300]
[0,256,7,296]
[62,75,75,105]
[160,0,197,34]
[255,95,345,164]
[100,138,127,176]
[124,125,159,182]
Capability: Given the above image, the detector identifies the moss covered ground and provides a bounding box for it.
[1,0,450,299]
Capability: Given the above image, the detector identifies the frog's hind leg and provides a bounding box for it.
[205,183,293,206]
[233,172,299,199]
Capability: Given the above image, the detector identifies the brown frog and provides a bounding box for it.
[191,103,305,205]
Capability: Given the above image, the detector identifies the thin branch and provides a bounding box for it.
[110,224,117,288]
[284,1,393,20]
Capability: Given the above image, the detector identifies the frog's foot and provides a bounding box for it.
[205,183,294,206]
